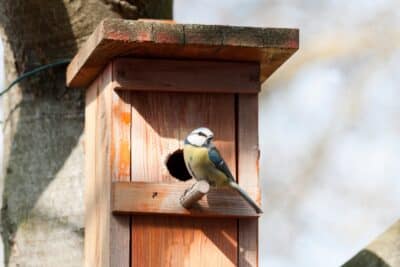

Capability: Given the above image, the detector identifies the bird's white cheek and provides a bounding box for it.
[187,135,206,147]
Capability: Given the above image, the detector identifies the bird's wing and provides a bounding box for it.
[208,145,236,182]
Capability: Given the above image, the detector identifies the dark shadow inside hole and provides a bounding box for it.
[166,149,192,181]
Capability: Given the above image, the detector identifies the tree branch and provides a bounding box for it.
[102,0,138,19]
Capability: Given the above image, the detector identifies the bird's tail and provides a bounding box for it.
[229,181,263,214]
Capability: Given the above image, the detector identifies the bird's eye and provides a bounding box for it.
[198,132,207,137]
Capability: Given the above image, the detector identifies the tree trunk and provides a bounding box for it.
[0,1,172,266]
[342,220,400,267]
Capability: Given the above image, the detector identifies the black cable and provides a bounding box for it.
[0,58,71,97]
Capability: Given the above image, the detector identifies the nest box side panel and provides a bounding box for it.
[84,64,131,267]
[84,65,114,267]
[84,69,99,267]
[238,94,260,266]
[130,92,237,267]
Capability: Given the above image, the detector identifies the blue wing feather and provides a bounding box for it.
[208,146,235,182]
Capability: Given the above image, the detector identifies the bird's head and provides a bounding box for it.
[185,127,214,147]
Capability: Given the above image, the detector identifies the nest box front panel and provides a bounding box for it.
[130,92,236,182]
[84,60,260,267]
[130,91,237,266]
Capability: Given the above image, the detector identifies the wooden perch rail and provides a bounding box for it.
[180,180,210,209]
[111,181,260,218]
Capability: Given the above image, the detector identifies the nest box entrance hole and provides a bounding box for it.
[165,149,192,181]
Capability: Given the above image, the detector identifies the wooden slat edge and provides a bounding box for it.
[238,94,260,267]
[111,181,260,218]
[93,65,113,267]
[84,66,99,267]
[101,19,299,49]
[260,48,297,84]
[66,20,106,87]
[109,61,131,267]
[113,58,260,93]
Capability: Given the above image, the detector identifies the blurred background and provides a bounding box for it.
[174,1,400,266]
[0,33,3,267]
[0,1,399,266]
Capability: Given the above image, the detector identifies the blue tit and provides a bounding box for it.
[183,127,262,213]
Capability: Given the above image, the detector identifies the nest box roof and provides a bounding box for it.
[66,19,299,88]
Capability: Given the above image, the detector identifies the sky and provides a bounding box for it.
[0,1,399,266]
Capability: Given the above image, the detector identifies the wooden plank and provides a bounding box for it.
[66,19,299,87]
[113,58,259,93]
[111,90,131,182]
[130,92,236,182]
[109,74,131,266]
[84,64,134,267]
[111,181,260,218]
[84,64,132,267]
[95,66,113,267]
[237,94,260,267]
[83,64,113,267]
[130,92,238,266]
[133,216,238,267]
[84,68,98,267]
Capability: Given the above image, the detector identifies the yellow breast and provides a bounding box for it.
[183,144,229,187]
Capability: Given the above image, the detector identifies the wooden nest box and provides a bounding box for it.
[67,19,298,267]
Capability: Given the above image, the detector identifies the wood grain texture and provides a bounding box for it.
[180,180,210,209]
[133,216,237,267]
[130,92,238,266]
[237,94,260,267]
[110,84,132,266]
[66,19,299,87]
[84,63,132,267]
[113,58,259,93]
[111,82,132,183]
[130,92,236,182]
[83,55,263,267]
[84,70,98,267]
[112,181,259,218]
[91,65,113,267]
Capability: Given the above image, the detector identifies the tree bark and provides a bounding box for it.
[342,220,400,267]
[0,1,172,266]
